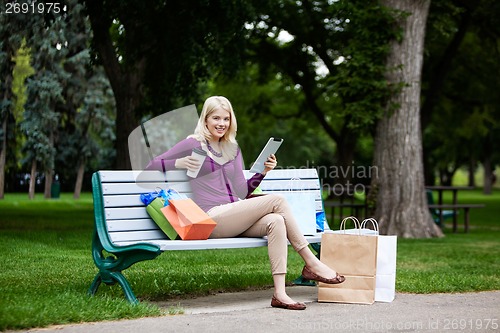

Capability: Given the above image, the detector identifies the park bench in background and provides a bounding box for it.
[89,168,326,303]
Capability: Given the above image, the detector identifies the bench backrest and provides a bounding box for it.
[93,168,324,247]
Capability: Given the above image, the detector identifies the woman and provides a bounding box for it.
[147,96,344,310]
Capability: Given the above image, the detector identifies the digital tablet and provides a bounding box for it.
[249,137,284,173]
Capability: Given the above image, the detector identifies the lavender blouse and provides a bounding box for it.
[146,138,264,212]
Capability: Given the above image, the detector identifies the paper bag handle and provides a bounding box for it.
[339,216,361,233]
[361,218,380,234]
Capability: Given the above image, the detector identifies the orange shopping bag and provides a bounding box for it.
[161,199,217,240]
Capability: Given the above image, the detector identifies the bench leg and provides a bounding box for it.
[453,214,457,233]
[88,274,102,297]
[88,271,139,304]
[90,229,161,304]
[464,208,470,233]
[111,271,140,304]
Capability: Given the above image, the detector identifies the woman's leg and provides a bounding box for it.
[272,274,301,305]
[208,194,340,302]
[298,247,339,280]
[241,214,304,305]
[208,195,303,304]
[257,195,341,279]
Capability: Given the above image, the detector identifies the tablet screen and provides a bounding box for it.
[249,137,283,173]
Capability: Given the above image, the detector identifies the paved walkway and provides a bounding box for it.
[12,287,500,333]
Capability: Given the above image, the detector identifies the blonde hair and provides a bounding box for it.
[189,96,238,159]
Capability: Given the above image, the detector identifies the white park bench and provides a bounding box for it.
[88,168,327,303]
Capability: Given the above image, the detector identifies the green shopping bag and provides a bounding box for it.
[146,197,179,240]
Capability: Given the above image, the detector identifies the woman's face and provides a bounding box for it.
[205,107,230,141]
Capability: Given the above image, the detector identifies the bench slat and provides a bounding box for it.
[107,219,159,231]
[102,182,192,195]
[113,237,267,250]
[259,179,320,191]
[244,169,319,180]
[112,234,324,251]
[103,195,322,212]
[101,188,321,203]
[100,170,186,182]
[99,168,319,183]
[102,179,319,195]
[105,207,149,220]
[267,190,322,200]
[103,193,194,208]
[109,230,167,242]
[102,194,322,212]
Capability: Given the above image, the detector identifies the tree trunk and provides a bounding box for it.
[44,169,53,199]
[0,116,6,199]
[73,159,85,199]
[483,156,492,195]
[468,158,476,187]
[29,159,37,200]
[336,130,357,188]
[86,1,145,170]
[420,8,472,130]
[372,0,443,238]
[0,70,13,200]
[482,134,493,195]
[439,167,456,186]
[423,149,435,186]
[113,79,141,170]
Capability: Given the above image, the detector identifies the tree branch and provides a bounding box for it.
[421,7,472,129]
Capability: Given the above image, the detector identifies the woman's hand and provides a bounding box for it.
[261,154,277,176]
[175,156,201,173]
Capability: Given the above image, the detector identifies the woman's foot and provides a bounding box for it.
[302,265,345,284]
[271,295,306,310]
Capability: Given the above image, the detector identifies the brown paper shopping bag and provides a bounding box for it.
[161,199,217,240]
[318,217,378,304]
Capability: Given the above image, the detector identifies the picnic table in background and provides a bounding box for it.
[323,184,484,233]
[426,186,484,233]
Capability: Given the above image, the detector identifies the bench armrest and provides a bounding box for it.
[92,172,161,254]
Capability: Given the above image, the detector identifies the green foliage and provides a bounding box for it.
[85,0,267,115]
[1,0,115,191]
[422,0,500,184]
[247,0,398,130]
[208,64,335,168]
[217,0,401,181]
[11,39,34,122]
[56,67,117,177]
[2,0,498,194]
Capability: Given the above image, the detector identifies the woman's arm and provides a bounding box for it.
[229,149,265,198]
[145,138,200,171]
[246,154,277,196]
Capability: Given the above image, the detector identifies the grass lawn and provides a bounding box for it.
[0,190,499,331]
